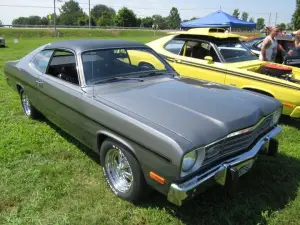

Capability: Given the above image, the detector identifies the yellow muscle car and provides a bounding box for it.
[146,28,300,118]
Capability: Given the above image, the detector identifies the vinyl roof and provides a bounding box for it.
[44,39,148,53]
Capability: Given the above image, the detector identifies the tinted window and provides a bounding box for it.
[31,50,54,73]
[164,40,185,54]
[46,50,79,85]
[82,48,173,85]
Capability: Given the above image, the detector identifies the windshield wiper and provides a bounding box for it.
[139,71,176,78]
[94,76,144,84]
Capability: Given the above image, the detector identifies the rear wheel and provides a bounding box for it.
[100,139,150,202]
[20,89,40,119]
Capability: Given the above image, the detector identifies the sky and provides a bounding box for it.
[0,0,296,25]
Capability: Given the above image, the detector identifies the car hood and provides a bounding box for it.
[93,78,280,147]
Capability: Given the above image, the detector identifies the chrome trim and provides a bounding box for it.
[167,125,282,206]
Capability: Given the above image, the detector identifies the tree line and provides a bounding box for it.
[9,0,181,29]
[3,0,300,30]
[231,8,294,31]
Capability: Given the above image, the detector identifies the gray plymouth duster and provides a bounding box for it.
[4,39,282,206]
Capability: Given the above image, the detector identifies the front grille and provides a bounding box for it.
[204,115,272,165]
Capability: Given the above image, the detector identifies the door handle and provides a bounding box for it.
[36,80,44,87]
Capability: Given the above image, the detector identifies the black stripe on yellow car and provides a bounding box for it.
[160,54,300,91]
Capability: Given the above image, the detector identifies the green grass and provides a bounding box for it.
[0,34,300,225]
[0,28,166,39]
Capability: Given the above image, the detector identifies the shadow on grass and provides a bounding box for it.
[43,119,300,225]
[280,115,300,130]
[136,154,300,225]
[43,118,101,165]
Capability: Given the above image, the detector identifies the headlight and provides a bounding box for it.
[181,147,206,176]
[272,108,282,125]
[182,151,197,172]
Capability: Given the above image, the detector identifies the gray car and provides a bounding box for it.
[4,39,282,206]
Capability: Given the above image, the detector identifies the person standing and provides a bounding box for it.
[259,27,286,62]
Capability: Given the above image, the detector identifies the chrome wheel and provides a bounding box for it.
[21,91,31,116]
[105,148,133,193]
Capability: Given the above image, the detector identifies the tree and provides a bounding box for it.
[27,16,42,25]
[12,17,29,25]
[278,23,286,31]
[97,11,115,26]
[256,18,265,30]
[91,4,116,22]
[152,14,168,29]
[167,7,181,29]
[40,17,49,25]
[241,12,249,21]
[249,17,255,23]
[292,0,300,29]
[115,7,137,27]
[141,17,153,28]
[232,9,240,19]
[59,0,85,25]
[0,20,3,27]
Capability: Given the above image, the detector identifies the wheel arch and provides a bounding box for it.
[16,83,24,94]
[97,131,137,158]
[242,87,275,98]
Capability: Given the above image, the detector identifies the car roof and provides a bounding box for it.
[44,39,148,53]
[168,28,240,39]
[276,35,294,41]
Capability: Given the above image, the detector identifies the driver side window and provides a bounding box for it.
[182,40,220,62]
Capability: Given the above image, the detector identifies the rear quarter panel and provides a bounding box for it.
[224,65,300,116]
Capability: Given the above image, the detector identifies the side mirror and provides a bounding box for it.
[204,56,213,64]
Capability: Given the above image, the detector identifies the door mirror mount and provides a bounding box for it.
[204,56,213,64]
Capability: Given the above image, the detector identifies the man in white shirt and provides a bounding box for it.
[259,27,286,62]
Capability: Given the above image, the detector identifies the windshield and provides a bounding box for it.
[82,47,174,85]
[215,41,258,63]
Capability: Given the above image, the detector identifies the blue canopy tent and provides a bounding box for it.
[181,10,256,30]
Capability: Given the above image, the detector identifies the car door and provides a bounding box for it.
[163,39,227,84]
[35,49,92,147]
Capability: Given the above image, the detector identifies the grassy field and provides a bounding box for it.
[0,33,300,225]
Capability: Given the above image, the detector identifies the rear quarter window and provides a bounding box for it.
[164,39,185,55]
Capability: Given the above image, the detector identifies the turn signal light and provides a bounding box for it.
[150,172,166,184]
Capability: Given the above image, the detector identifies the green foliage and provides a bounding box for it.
[141,17,153,28]
[256,18,265,30]
[233,9,240,19]
[292,0,300,29]
[167,7,181,29]
[0,20,3,27]
[91,4,116,23]
[0,28,166,38]
[115,7,137,27]
[152,14,168,29]
[249,17,255,23]
[59,0,86,26]
[278,23,287,31]
[241,12,249,21]
[97,12,115,26]
[77,16,89,26]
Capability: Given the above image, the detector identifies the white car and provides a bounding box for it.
[0,37,5,47]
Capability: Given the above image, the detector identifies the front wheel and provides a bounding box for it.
[100,139,150,202]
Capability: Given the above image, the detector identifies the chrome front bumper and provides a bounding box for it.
[167,125,282,206]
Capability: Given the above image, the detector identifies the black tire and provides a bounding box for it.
[100,139,150,202]
[20,89,41,119]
